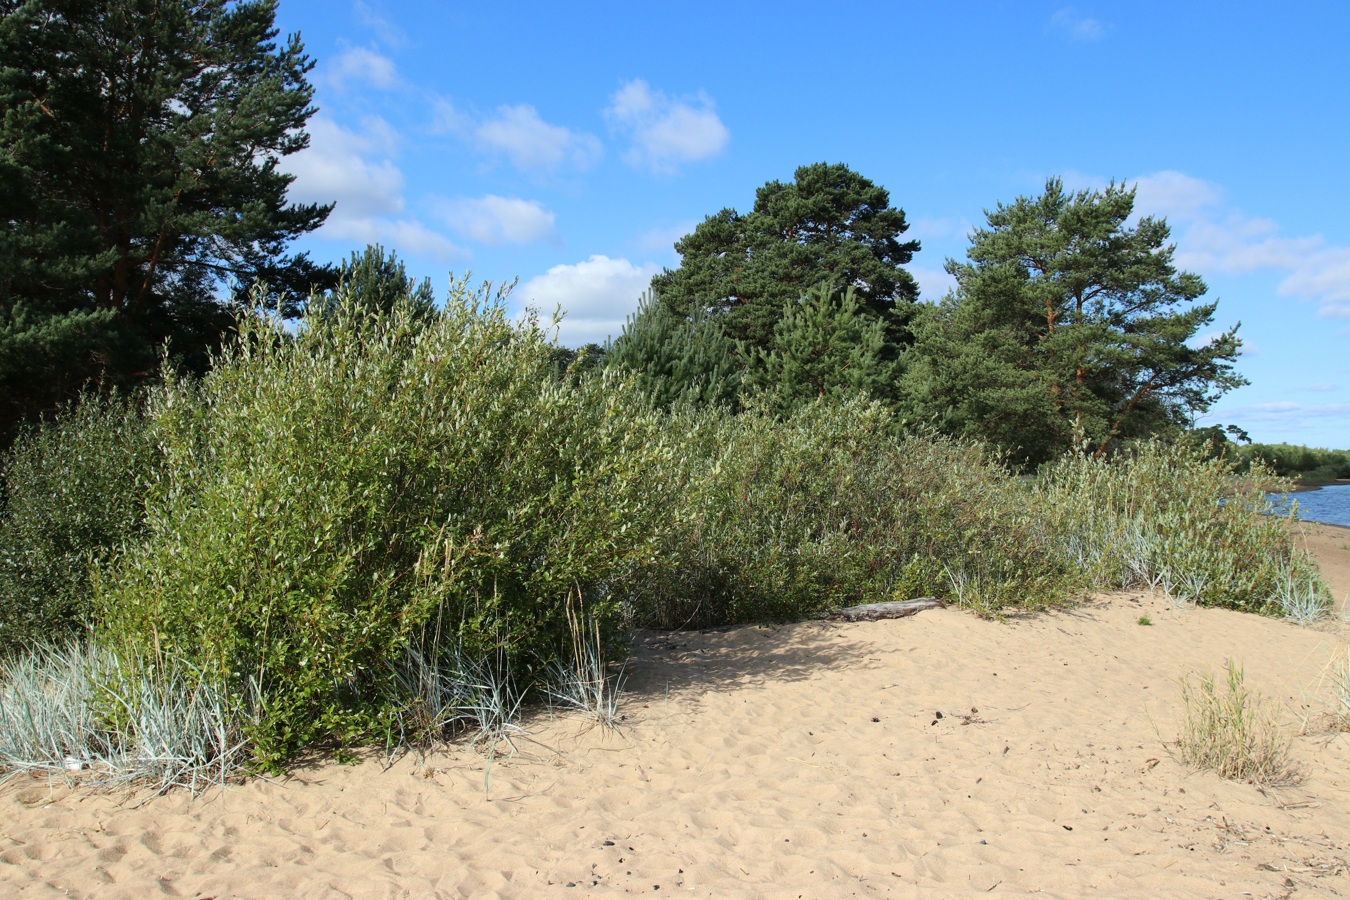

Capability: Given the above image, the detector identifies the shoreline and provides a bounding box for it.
[1291,479,1350,492]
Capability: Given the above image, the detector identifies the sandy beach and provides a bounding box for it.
[2,525,1348,899]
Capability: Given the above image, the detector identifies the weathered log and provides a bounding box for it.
[822,598,944,622]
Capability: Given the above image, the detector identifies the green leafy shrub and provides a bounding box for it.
[1036,439,1331,617]
[0,393,157,655]
[94,280,669,769]
[629,397,1078,627]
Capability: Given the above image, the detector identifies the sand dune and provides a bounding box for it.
[3,528,1348,898]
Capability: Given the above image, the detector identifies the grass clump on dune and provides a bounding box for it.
[1175,661,1300,786]
[0,641,249,793]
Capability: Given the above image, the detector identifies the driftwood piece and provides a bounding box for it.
[822,598,944,622]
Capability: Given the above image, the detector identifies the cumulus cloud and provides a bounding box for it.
[909,216,974,243]
[285,116,404,219]
[354,1,407,48]
[1049,8,1106,41]
[323,46,400,92]
[283,116,462,261]
[325,218,462,261]
[1131,171,1224,222]
[516,255,659,346]
[605,79,729,174]
[471,104,603,173]
[1224,401,1350,424]
[436,195,558,245]
[634,221,698,261]
[1065,169,1350,321]
[431,100,600,175]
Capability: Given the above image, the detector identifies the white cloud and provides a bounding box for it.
[354,1,407,48]
[1305,383,1338,392]
[909,265,958,301]
[909,216,974,243]
[1131,170,1223,222]
[1088,170,1350,321]
[634,221,697,260]
[605,79,729,174]
[516,255,659,346]
[283,116,462,261]
[1049,8,1106,41]
[472,105,602,173]
[1228,401,1350,421]
[1279,246,1350,318]
[323,217,462,261]
[436,195,558,245]
[285,116,404,218]
[324,46,400,92]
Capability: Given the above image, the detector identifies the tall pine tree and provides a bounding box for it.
[0,0,332,439]
[903,178,1245,465]
[606,292,742,409]
[651,162,920,356]
[748,284,896,414]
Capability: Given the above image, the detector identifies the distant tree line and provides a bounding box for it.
[1242,444,1350,482]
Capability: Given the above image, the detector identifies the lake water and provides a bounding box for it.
[1269,484,1350,528]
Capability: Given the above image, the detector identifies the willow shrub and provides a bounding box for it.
[94,282,669,770]
[1036,439,1331,617]
[0,393,158,655]
[628,397,1077,627]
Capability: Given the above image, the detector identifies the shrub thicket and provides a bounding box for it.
[1036,440,1331,618]
[92,280,670,769]
[0,392,157,654]
[627,397,1077,628]
[0,275,1337,783]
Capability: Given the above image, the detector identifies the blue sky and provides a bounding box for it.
[272,1,1349,449]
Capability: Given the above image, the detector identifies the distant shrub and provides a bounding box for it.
[94,280,669,770]
[0,393,157,655]
[627,397,1078,628]
[1036,439,1332,617]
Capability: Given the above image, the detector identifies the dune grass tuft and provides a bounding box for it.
[1322,647,1350,733]
[1175,661,1300,785]
[0,641,249,793]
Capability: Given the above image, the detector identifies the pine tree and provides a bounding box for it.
[0,0,332,439]
[309,244,436,323]
[606,292,742,409]
[903,178,1245,466]
[650,162,920,356]
[748,284,896,414]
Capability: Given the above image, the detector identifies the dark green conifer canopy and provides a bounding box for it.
[0,0,332,438]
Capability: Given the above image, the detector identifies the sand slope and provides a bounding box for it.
[3,531,1349,898]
